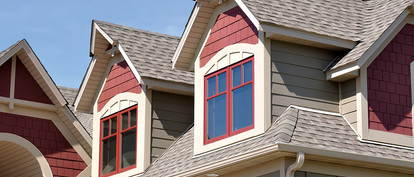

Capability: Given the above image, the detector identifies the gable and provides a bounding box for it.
[367,24,414,136]
[14,57,53,104]
[97,60,141,112]
[199,6,258,67]
[0,112,87,176]
[0,59,11,97]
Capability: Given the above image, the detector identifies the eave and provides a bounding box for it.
[327,4,414,82]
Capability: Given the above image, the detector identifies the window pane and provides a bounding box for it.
[120,129,136,169]
[130,109,137,127]
[122,112,129,130]
[110,117,117,135]
[207,76,216,97]
[232,83,253,131]
[243,61,252,83]
[232,66,241,87]
[101,136,116,175]
[207,94,227,139]
[218,72,227,93]
[103,120,109,137]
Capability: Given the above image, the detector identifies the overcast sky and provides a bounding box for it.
[0,0,195,88]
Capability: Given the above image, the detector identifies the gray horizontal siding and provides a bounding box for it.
[341,78,357,129]
[271,41,339,122]
[150,91,193,163]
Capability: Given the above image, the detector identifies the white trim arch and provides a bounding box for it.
[96,92,140,118]
[202,43,257,75]
[0,133,53,177]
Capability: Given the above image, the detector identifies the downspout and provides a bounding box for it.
[286,152,305,177]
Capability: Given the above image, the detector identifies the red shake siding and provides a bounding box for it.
[14,57,53,104]
[97,60,141,112]
[199,6,258,68]
[367,24,414,136]
[0,112,87,177]
[0,59,11,97]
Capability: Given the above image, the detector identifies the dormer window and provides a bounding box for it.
[100,105,137,176]
[204,56,254,144]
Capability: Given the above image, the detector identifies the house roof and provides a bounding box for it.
[243,0,413,70]
[142,106,414,176]
[174,0,414,72]
[59,86,93,136]
[94,20,194,85]
[0,40,21,59]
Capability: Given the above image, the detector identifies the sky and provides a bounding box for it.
[0,0,195,88]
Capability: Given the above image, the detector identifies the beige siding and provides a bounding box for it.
[340,78,357,129]
[150,91,194,163]
[0,141,43,177]
[271,41,339,122]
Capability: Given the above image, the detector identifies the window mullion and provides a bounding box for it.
[227,67,231,136]
[116,113,120,173]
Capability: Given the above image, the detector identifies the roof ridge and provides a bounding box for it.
[0,39,24,59]
[93,19,180,40]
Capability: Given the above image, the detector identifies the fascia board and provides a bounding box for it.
[0,41,23,67]
[234,0,261,31]
[118,44,142,84]
[20,40,67,106]
[177,145,280,177]
[326,63,360,81]
[74,55,97,111]
[277,143,414,170]
[172,2,201,69]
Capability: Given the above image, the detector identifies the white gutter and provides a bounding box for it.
[286,152,305,177]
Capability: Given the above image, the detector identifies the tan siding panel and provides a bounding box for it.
[272,83,338,103]
[0,141,42,177]
[342,100,357,115]
[271,40,339,119]
[340,78,356,127]
[150,91,194,163]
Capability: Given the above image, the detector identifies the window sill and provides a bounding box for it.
[194,125,265,155]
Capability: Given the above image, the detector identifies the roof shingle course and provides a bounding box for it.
[94,20,194,85]
[0,40,22,59]
[143,106,414,176]
[242,0,414,70]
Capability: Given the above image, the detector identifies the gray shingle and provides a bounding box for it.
[0,40,22,59]
[94,20,194,85]
[58,86,93,136]
[242,0,413,70]
[143,106,414,176]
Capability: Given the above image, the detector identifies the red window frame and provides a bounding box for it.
[204,56,254,144]
[99,105,138,177]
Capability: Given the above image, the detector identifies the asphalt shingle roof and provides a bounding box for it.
[0,40,21,59]
[242,0,413,70]
[143,106,414,176]
[94,20,194,85]
[59,86,93,136]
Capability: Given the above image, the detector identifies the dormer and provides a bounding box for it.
[173,0,272,154]
[327,5,414,147]
[74,20,194,176]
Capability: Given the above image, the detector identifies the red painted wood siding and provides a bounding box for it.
[199,6,258,68]
[367,24,414,136]
[97,60,141,112]
[15,57,53,104]
[0,112,87,177]
[0,59,11,97]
